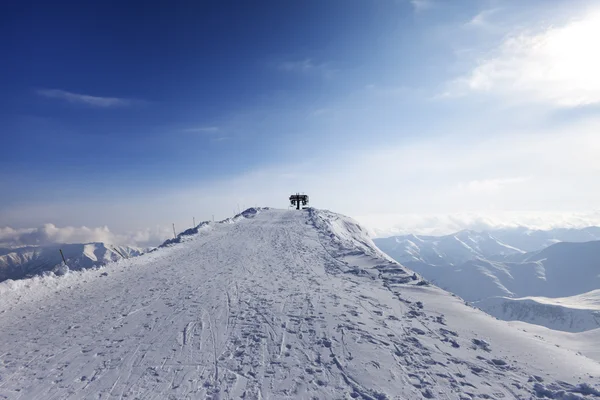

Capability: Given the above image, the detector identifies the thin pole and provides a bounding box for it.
[172,223,176,239]
[212,214,214,222]
[59,249,67,265]
[193,217,196,227]
[112,246,127,259]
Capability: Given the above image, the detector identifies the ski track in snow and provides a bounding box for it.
[0,209,599,399]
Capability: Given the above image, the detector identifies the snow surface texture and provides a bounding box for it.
[0,208,599,399]
[506,321,600,364]
[0,243,143,282]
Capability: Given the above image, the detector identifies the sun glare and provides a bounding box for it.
[466,10,600,107]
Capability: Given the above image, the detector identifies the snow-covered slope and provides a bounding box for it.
[0,208,599,399]
[507,321,600,363]
[474,290,600,333]
[0,243,143,282]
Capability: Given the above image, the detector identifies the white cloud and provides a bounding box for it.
[0,227,28,242]
[355,210,600,238]
[464,8,499,29]
[0,224,173,248]
[451,10,600,107]
[37,89,135,107]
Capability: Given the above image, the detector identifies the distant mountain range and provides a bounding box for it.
[0,243,143,282]
[374,227,600,332]
[374,226,600,265]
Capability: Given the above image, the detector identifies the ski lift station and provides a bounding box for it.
[289,193,309,210]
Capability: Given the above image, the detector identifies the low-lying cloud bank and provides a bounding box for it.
[0,224,174,248]
[354,210,600,238]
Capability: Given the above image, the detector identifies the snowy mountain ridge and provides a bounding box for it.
[374,230,524,266]
[374,226,600,266]
[0,208,599,399]
[0,242,143,282]
[394,240,600,302]
[509,289,600,310]
[375,229,600,332]
[474,290,600,333]
[492,226,600,252]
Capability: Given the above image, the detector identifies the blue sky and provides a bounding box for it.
[2,0,600,246]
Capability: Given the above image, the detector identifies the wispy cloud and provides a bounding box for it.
[447,11,600,107]
[279,59,316,73]
[183,126,220,133]
[364,84,414,98]
[277,58,337,78]
[37,89,135,108]
[411,0,433,13]
[183,126,228,141]
[464,8,499,29]
[310,108,331,117]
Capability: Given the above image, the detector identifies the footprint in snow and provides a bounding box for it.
[471,338,491,352]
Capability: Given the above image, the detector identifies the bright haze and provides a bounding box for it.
[2,0,600,246]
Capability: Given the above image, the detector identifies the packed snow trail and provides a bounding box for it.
[0,209,599,399]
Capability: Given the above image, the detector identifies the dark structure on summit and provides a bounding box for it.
[289,193,309,210]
